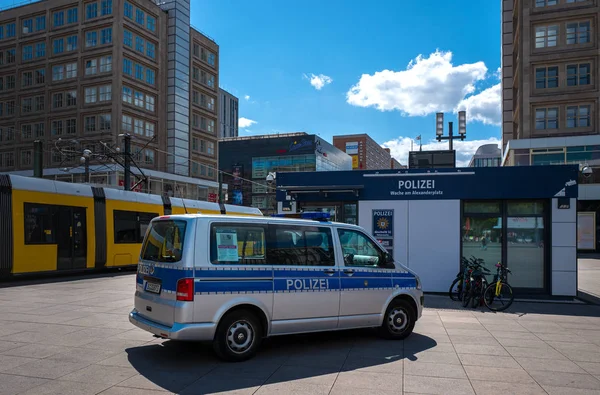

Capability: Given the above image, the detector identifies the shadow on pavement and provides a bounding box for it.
[0,268,136,288]
[424,294,600,317]
[126,329,436,394]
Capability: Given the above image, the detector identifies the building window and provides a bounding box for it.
[36,16,46,31]
[134,119,143,135]
[52,65,64,81]
[535,25,558,48]
[86,31,97,47]
[22,124,32,140]
[535,66,558,89]
[122,86,132,103]
[67,7,78,24]
[207,141,214,156]
[135,9,144,25]
[21,150,32,166]
[135,64,143,79]
[51,120,63,135]
[85,115,96,132]
[535,107,559,130]
[147,15,155,32]
[35,96,44,111]
[35,42,46,58]
[123,30,132,47]
[86,2,98,20]
[67,35,77,51]
[567,63,591,86]
[99,55,112,72]
[66,62,77,78]
[86,59,97,75]
[85,87,97,103]
[22,18,32,34]
[146,94,155,112]
[53,92,63,108]
[100,27,111,44]
[124,2,133,18]
[145,122,154,137]
[66,119,76,134]
[6,23,15,38]
[22,97,33,113]
[66,90,76,106]
[54,11,65,27]
[146,69,155,85]
[567,105,591,128]
[193,43,199,57]
[99,85,111,101]
[134,91,143,107]
[22,71,33,87]
[6,48,15,64]
[192,137,198,151]
[101,0,112,16]
[22,45,33,61]
[144,149,154,165]
[52,39,63,54]
[135,36,143,52]
[146,42,155,59]
[123,58,132,75]
[122,115,132,132]
[35,123,44,138]
[566,21,590,45]
[99,114,111,131]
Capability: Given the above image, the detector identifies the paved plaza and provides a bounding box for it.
[1,273,600,394]
[579,257,600,304]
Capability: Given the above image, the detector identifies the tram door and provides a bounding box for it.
[56,207,87,270]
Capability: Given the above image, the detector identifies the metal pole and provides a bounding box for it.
[33,140,43,178]
[123,134,131,191]
[84,156,90,183]
[448,121,454,152]
[218,170,223,203]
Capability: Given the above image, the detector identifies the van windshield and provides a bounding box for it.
[141,220,187,263]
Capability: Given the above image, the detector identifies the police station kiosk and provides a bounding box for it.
[276,165,579,297]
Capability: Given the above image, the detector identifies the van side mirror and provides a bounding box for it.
[379,252,395,269]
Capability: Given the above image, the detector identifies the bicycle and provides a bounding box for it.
[483,262,514,312]
[464,265,491,308]
[449,256,485,301]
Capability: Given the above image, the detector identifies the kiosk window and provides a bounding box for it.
[24,203,56,244]
[114,210,159,243]
[210,224,267,265]
[268,225,335,267]
[338,229,385,268]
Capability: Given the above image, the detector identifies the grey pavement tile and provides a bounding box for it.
[59,364,138,386]
[0,328,24,337]
[505,345,567,359]
[1,359,84,379]
[442,322,486,330]
[264,365,338,387]
[577,362,600,376]
[180,373,265,395]
[536,332,597,343]
[407,341,455,353]
[439,316,481,324]
[1,344,72,359]
[117,370,206,393]
[547,341,600,353]
[450,335,501,346]
[515,356,588,374]
[17,380,113,395]
[458,353,521,369]
[528,370,600,390]
[113,329,158,342]
[481,322,530,332]
[334,371,404,393]
[1,331,55,344]
[0,341,29,353]
[543,386,600,395]
[44,348,122,364]
[341,355,403,374]
[81,337,151,352]
[0,355,41,372]
[561,350,600,363]
[403,360,467,379]
[444,328,491,337]
[463,365,536,384]
[454,344,510,356]
[329,384,398,395]
[38,327,130,348]
[284,352,348,369]
[346,346,403,360]
[495,337,549,348]
[209,361,280,380]
[411,332,452,343]
[0,373,49,395]
[406,350,461,365]
[519,323,568,334]
[254,382,331,395]
[470,380,547,395]
[99,387,174,395]
[404,375,474,395]
[488,330,540,340]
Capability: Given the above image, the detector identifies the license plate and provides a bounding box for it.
[145,281,161,294]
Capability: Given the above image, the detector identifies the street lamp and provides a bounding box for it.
[266,172,276,215]
[435,111,467,151]
[80,149,92,183]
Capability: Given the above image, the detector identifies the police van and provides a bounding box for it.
[129,213,423,361]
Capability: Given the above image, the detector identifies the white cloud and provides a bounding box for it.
[457,83,501,126]
[346,50,493,120]
[244,95,251,101]
[304,73,333,90]
[239,117,257,128]
[382,136,501,167]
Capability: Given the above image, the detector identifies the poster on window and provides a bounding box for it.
[216,229,239,261]
[578,212,596,250]
[372,209,394,237]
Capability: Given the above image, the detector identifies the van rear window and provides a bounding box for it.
[141,220,187,262]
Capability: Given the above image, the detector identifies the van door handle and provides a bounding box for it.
[343,269,355,276]
[323,269,336,275]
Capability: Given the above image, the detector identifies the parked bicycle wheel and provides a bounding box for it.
[449,278,463,301]
[483,282,514,312]
[462,283,472,308]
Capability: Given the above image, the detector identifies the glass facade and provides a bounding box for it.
[252,155,316,178]
[471,157,501,167]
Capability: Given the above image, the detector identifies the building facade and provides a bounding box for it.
[218,87,238,138]
[0,0,220,200]
[468,144,502,167]
[501,0,600,251]
[219,133,352,214]
[333,134,392,170]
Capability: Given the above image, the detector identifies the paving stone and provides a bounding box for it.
[458,353,521,369]
[1,359,84,379]
[405,350,461,365]
[99,387,174,395]
[515,356,587,374]
[542,386,600,395]
[404,375,474,395]
[17,380,113,395]
[1,344,71,359]
[334,371,404,393]
[577,362,600,376]
[0,373,49,395]
[59,364,138,386]
[527,370,600,390]
[455,344,510,356]
[117,370,206,393]
[264,365,338,387]
[463,365,536,384]
[403,360,467,379]
[505,345,567,359]
[470,380,547,395]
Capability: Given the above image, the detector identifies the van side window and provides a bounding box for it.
[141,220,187,262]
[268,224,335,267]
[210,224,267,265]
[338,229,385,268]
[114,210,159,243]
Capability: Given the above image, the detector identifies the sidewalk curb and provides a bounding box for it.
[577,290,600,305]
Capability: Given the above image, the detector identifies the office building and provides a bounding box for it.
[0,0,220,201]
[501,0,600,251]
[333,134,392,170]
[219,132,351,215]
[218,88,238,138]
[468,144,501,167]
[391,156,404,169]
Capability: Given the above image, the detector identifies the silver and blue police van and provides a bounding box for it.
[129,212,423,361]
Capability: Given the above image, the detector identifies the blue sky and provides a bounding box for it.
[193,0,502,166]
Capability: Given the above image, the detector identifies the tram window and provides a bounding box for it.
[114,210,159,244]
[24,203,56,244]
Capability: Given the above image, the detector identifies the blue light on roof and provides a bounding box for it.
[300,212,331,220]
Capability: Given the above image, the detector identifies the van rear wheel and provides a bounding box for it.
[377,299,416,340]
[213,310,262,362]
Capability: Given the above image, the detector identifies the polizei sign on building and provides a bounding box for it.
[391,179,443,197]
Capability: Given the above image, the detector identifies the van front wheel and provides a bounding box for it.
[213,310,262,362]
[377,299,416,340]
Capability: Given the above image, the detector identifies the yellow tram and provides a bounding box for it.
[0,174,263,278]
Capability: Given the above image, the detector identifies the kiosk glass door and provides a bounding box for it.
[462,201,502,276]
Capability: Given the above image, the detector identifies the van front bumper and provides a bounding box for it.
[129,309,216,341]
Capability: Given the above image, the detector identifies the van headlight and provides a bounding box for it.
[415,275,422,290]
